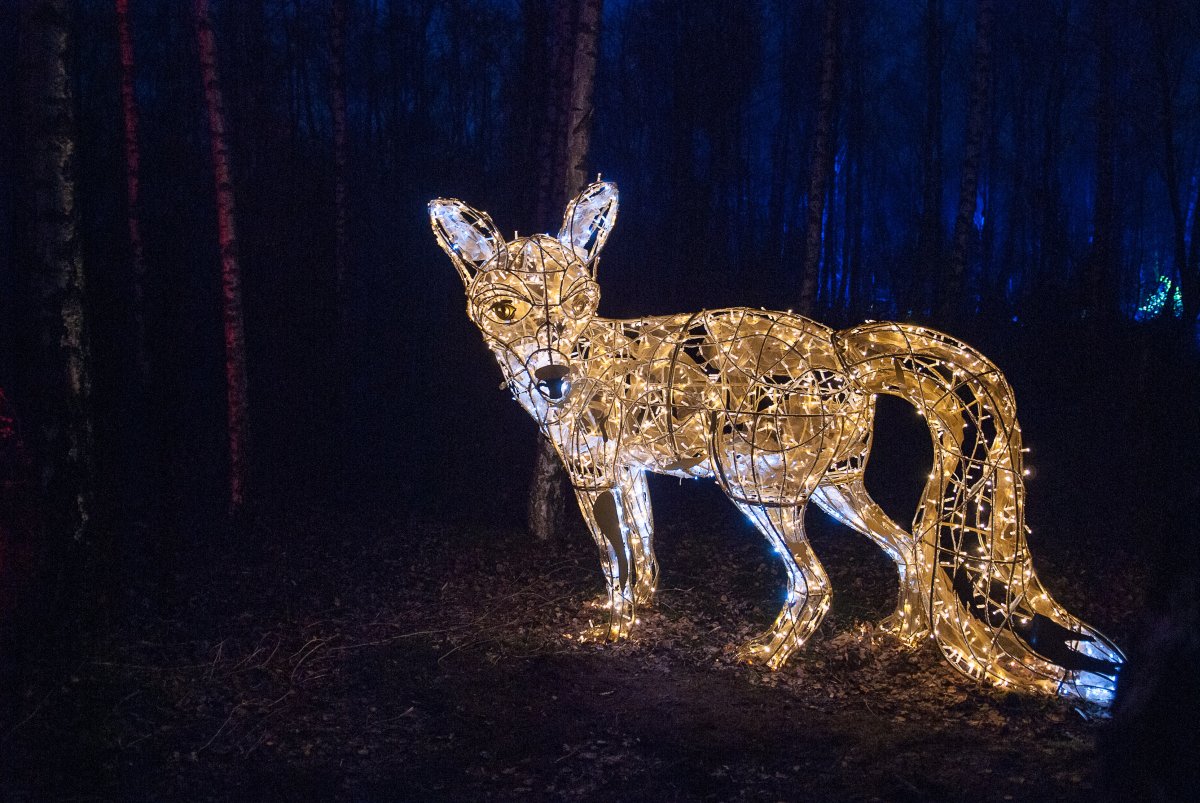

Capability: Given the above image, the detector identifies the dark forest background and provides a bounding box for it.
[0,0,1198,611]
[3,0,1199,525]
[2,0,1200,797]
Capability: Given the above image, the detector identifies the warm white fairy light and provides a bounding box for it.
[429,180,1124,706]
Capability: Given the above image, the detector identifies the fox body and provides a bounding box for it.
[430,181,1123,706]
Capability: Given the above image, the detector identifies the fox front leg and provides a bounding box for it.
[617,468,659,606]
[573,469,656,641]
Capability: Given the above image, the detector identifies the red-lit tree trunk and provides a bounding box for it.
[116,0,149,382]
[194,0,250,512]
[943,0,993,319]
[528,0,603,541]
[798,0,839,314]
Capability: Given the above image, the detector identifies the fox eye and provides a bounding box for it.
[561,282,598,320]
[491,299,518,322]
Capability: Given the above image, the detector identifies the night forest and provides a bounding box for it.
[2,0,1200,799]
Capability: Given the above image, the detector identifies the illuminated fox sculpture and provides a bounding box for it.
[429,181,1123,706]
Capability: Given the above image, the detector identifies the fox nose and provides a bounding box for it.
[534,364,571,401]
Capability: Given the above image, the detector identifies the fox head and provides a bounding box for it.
[429,182,618,420]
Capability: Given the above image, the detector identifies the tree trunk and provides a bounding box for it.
[331,0,349,331]
[194,0,250,513]
[385,0,403,167]
[942,0,993,320]
[329,0,350,480]
[843,1,866,312]
[1151,3,1198,325]
[798,0,839,315]
[528,0,603,541]
[913,0,944,316]
[364,0,379,150]
[1034,7,1068,292]
[561,0,602,205]
[517,0,551,220]
[1083,0,1118,320]
[1189,175,1200,322]
[18,0,95,545]
[0,388,36,619]
[330,0,352,495]
[116,0,149,382]
[998,88,1027,316]
[533,0,579,229]
[766,0,797,274]
[295,0,319,140]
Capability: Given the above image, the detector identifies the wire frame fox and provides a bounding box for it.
[429,181,1124,706]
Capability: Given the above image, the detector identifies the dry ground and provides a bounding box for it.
[1,479,1143,801]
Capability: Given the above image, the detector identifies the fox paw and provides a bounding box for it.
[577,598,636,642]
[878,612,930,645]
[576,620,634,643]
[735,636,790,670]
[632,584,657,608]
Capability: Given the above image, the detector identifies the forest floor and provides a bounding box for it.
[1,480,1144,802]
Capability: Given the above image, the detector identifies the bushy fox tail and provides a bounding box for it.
[833,321,1123,706]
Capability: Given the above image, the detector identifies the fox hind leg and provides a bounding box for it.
[734,502,831,670]
[812,480,931,643]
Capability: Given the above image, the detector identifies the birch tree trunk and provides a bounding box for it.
[116,0,149,382]
[943,0,993,319]
[798,0,839,315]
[194,0,251,513]
[19,0,95,545]
[528,0,603,541]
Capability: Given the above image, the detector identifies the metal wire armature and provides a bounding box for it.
[429,181,1123,707]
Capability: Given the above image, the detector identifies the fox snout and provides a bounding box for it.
[533,363,572,402]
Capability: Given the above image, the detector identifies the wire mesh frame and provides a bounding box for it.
[429,181,1124,707]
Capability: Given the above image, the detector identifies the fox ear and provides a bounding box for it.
[429,198,506,284]
[559,181,618,268]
